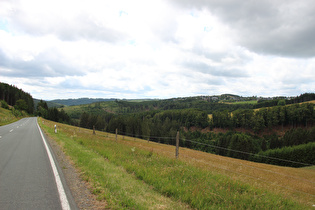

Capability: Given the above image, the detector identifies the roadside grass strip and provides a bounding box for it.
[39,119,310,209]
[40,120,189,209]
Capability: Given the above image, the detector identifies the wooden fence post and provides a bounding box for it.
[115,128,118,142]
[175,131,179,159]
[93,125,95,135]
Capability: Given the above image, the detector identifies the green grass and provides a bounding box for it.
[0,107,28,126]
[39,119,310,209]
[41,120,189,209]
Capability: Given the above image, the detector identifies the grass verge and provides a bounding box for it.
[40,119,189,209]
[0,107,28,126]
[39,118,312,209]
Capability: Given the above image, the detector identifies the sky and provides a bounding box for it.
[0,0,314,100]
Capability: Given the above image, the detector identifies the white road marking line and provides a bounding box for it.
[10,129,13,133]
[36,121,71,210]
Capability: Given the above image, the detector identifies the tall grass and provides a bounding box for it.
[39,118,311,209]
[0,107,27,125]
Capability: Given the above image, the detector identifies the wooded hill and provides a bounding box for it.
[49,93,315,167]
[0,82,34,114]
[49,97,117,106]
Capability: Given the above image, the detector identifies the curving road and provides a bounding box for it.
[0,117,76,210]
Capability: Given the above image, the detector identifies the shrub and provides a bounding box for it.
[1,100,9,109]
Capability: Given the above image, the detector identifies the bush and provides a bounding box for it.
[1,100,9,109]
[15,99,28,111]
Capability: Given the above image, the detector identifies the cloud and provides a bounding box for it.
[0,0,314,100]
[0,45,86,78]
[171,0,315,58]
[3,0,128,43]
[183,61,248,78]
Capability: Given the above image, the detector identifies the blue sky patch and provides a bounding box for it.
[0,19,9,32]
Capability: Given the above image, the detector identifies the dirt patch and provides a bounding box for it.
[46,135,108,209]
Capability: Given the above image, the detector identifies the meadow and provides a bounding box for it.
[39,118,315,209]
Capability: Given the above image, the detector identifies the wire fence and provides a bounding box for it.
[57,123,315,198]
[104,128,314,167]
[107,129,315,198]
[182,138,313,167]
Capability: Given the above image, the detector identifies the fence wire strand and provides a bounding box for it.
[182,138,313,167]
[69,126,315,198]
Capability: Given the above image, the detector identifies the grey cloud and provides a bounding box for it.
[183,61,249,78]
[0,49,85,78]
[56,16,128,42]
[191,45,253,65]
[172,0,315,58]
[11,9,127,43]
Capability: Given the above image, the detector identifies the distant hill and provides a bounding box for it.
[49,98,117,106]
[34,99,64,108]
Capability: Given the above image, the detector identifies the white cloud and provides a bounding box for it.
[0,0,314,100]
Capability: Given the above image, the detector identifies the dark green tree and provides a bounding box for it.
[15,99,28,111]
[80,112,90,128]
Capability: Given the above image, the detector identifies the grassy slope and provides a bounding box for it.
[0,107,29,126]
[39,118,314,209]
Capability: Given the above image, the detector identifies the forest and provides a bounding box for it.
[0,82,34,114]
[75,97,314,167]
[36,100,71,124]
[212,103,314,132]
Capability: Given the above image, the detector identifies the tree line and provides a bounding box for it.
[114,98,253,114]
[79,108,209,144]
[212,103,315,133]
[182,127,315,167]
[254,93,315,109]
[36,100,71,123]
[0,82,34,113]
[76,102,315,167]
[114,93,315,115]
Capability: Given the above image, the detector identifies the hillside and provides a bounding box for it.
[39,119,315,209]
[34,99,64,108]
[0,107,17,125]
[0,82,34,114]
[49,98,117,106]
[53,93,315,169]
[0,106,29,126]
[51,94,254,107]
[60,95,258,120]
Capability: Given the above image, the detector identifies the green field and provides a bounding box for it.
[39,118,314,209]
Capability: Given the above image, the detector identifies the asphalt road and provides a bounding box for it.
[0,117,76,210]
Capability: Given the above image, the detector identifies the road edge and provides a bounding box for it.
[36,119,73,210]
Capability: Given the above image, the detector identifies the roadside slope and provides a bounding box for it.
[39,118,315,209]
